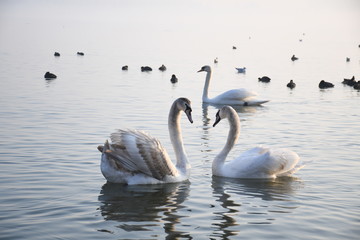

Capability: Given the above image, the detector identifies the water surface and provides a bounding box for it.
[0,0,359,239]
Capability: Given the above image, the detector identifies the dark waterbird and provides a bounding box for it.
[77,52,84,56]
[54,52,60,57]
[287,80,296,89]
[342,76,356,86]
[141,66,152,72]
[319,80,334,89]
[122,65,128,71]
[44,72,57,79]
[159,64,166,71]
[170,74,178,83]
[353,81,360,90]
[291,55,298,61]
[258,76,271,83]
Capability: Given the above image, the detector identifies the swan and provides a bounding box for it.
[198,65,269,106]
[97,98,193,185]
[212,105,303,179]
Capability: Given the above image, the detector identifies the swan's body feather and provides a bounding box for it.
[108,129,178,180]
[213,106,303,179]
[210,89,268,106]
[198,65,269,106]
[98,98,193,185]
[219,146,301,178]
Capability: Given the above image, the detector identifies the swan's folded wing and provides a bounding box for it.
[218,88,257,101]
[266,148,300,175]
[236,147,300,177]
[108,129,178,180]
[227,147,299,178]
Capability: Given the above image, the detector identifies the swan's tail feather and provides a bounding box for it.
[278,164,305,177]
[246,100,269,106]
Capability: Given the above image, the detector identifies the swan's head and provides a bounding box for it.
[176,97,193,124]
[213,106,236,127]
[197,65,211,73]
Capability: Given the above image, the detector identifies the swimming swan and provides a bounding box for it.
[212,106,303,179]
[97,98,193,185]
[198,65,269,106]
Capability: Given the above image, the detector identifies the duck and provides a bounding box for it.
[342,76,355,86]
[197,65,269,106]
[232,46,237,50]
[214,58,218,64]
[258,76,271,83]
[97,98,193,185]
[159,64,167,71]
[170,74,178,83]
[212,105,303,179]
[122,65,128,71]
[353,81,360,90]
[54,52,60,57]
[141,66,152,72]
[291,55,298,61]
[235,67,246,73]
[77,52,84,56]
[346,57,350,62]
[287,80,296,89]
[319,80,334,89]
[44,72,57,79]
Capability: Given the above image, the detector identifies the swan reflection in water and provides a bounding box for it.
[98,181,191,238]
[210,176,303,239]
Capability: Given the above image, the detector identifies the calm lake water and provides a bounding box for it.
[0,0,359,239]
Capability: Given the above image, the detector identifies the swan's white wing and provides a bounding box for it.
[216,88,257,101]
[211,89,269,106]
[106,129,178,180]
[225,147,300,178]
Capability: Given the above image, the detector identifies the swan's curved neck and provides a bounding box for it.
[168,103,189,173]
[212,111,240,174]
[202,70,212,102]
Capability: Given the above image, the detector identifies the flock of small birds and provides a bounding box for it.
[228,44,360,90]
[45,52,179,83]
[45,47,359,90]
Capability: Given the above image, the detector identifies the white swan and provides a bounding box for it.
[212,106,303,179]
[198,65,269,106]
[97,98,193,185]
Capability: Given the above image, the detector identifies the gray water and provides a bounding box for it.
[0,0,359,239]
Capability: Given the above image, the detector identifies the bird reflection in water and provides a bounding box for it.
[210,176,303,239]
[98,181,191,238]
